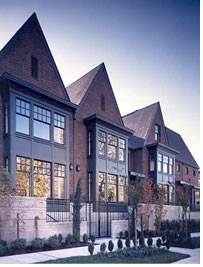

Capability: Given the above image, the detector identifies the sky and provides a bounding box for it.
[0,0,200,165]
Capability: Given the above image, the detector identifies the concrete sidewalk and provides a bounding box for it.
[0,233,200,264]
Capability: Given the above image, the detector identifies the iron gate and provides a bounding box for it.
[87,201,128,238]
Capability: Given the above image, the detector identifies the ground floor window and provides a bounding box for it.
[158,183,175,205]
[15,156,66,198]
[98,172,126,202]
[16,156,31,196]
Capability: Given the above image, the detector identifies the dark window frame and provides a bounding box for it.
[33,105,51,140]
[16,98,30,135]
[155,124,160,142]
[31,56,39,79]
[118,138,126,162]
[54,163,65,199]
[98,130,106,157]
[54,113,65,144]
[107,134,118,160]
[16,156,31,196]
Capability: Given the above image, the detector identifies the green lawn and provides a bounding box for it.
[39,251,190,264]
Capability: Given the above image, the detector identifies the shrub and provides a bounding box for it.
[117,239,123,250]
[10,238,27,251]
[31,238,45,250]
[139,237,145,247]
[0,241,7,255]
[88,243,94,256]
[124,230,129,239]
[66,234,73,245]
[100,242,106,254]
[125,237,130,248]
[119,231,123,239]
[58,234,63,243]
[108,240,114,252]
[82,234,88,243]
[72,233,78,243]
[156,238,162,248]
[165,238,171,250]
[132,237,136,247]
[48,235,61,249]
[147,237,153,247]
[90,235,96,243]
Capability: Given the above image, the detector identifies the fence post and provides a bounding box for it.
[88,202,92,237]
[17,213,20,239]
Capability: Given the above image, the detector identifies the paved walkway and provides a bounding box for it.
[0,233,200,264]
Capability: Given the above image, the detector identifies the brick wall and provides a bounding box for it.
[175,160,199,187]
[0,93,3,168]
[0,21,67,100]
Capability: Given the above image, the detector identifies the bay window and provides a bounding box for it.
[108,174,117,202]
[158,153,162,172]
[163,155,169,173]
[108,134,117,160]
[169,158,174,175]
[34,160,51,197]
[16,98,30,135]
[54,113,65,144]
[98,131,106,156]
[34,106,51,140]
[118,138,126,161]
[54,164,65,199]
[16,156,31,196]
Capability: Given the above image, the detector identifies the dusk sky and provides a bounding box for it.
[0,0,200,164]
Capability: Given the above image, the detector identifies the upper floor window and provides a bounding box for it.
[163,155,169,173]
[31,56,39,79]
[185,167,189,175]
[34,106,51,140]
[98,130,106,156]
[193,170,196,176]
[108,134,117,160]
[155,125,160,142]
[54,113,65,144]
[169,158,174,175]
[158,153,163,172]
[16,98,30,135]
[150,154,155,171]
[118,138,126,161]
[176,164,180,172]
[54,163,65,199]
[101,95,105,111]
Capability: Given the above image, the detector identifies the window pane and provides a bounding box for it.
[34,160,51,197]
[119,176,125,202]
[108,174,117,202]
[98,172,106,201]
[54,177,64,199]
[108,145,116,159]
[54,127,64,144]
[98,142,105,156]
[16,114,30,135]
[34,120,50,140]
[16,156,31,196]
[119,148,125,161]
[150,154,155,171]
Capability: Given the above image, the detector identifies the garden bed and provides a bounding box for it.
[38,251,190,264]
[171,237,200,249]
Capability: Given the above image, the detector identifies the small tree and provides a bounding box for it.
[176,185,191,238]
[141,177,153,231]
[128,179,144,249]
[154,186,167,231]
[72,178,82,243]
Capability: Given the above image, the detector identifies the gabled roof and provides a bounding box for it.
[122,102,159,142]
[66,63,103,105]
[166,127,199,169]
[0,13,70,101]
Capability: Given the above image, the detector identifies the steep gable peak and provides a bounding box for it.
[66,63,103,105]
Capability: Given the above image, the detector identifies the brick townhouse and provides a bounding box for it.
[123,102,200,210]
[0,13,199,240]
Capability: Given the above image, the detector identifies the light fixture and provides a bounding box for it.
[69,163,74,171]
[76,165,81,172]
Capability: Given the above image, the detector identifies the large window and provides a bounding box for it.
[169,158,174,175]
[158,153,163,172]
[98,172,106,201]
[16,156,31,196]
[54,164,65,199]
[118,138,126,161]
[163,155,169,174]
[34,106,51,140]
[98,131,106,156]
[16,98,30,135]
[108,174,117,202]
[155,125,160,142]
[108,134,117,160]
[54,113,65,144]
[119,176,126,202]
[34,160,51,197]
